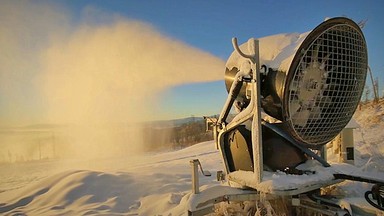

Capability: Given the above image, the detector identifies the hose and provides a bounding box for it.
[364,184,384,211]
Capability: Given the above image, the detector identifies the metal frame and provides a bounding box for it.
[216,37,263,183]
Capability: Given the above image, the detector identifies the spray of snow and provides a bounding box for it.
[0,1,224,159]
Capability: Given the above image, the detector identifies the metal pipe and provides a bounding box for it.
[190,159,200,194]
[217,76,243,125]
[249,39,263,183]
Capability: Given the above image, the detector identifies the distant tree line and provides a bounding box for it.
[0,119,214,164]
[142,119,213,151]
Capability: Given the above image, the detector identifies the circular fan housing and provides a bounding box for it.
[283,17,367,146]
[224,17,368,147]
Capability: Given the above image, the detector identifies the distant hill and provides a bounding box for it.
[146,116,205,128]
[0,116,210,131]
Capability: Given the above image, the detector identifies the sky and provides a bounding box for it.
[1,0,383,126]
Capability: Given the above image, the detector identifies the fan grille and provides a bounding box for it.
[287,23,367,145]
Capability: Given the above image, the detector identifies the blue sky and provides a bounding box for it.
[59,0,383,61]
[2,0,384,124]
[44,0,384,119]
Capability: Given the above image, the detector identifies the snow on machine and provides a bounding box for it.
[187,17,384,215]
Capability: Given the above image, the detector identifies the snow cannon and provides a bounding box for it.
[217,17,367,174]
[188,17,384,215]
[225,17,367,147]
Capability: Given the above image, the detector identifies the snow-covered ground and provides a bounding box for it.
[1,101,384,215]
[353,101,384,169]
[0,140,223,215]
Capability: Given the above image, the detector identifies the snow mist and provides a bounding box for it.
[0,1,224,160]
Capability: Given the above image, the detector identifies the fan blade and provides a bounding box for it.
[290,101,301,115]
[309,106,322,119]
[291,109,311,127]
